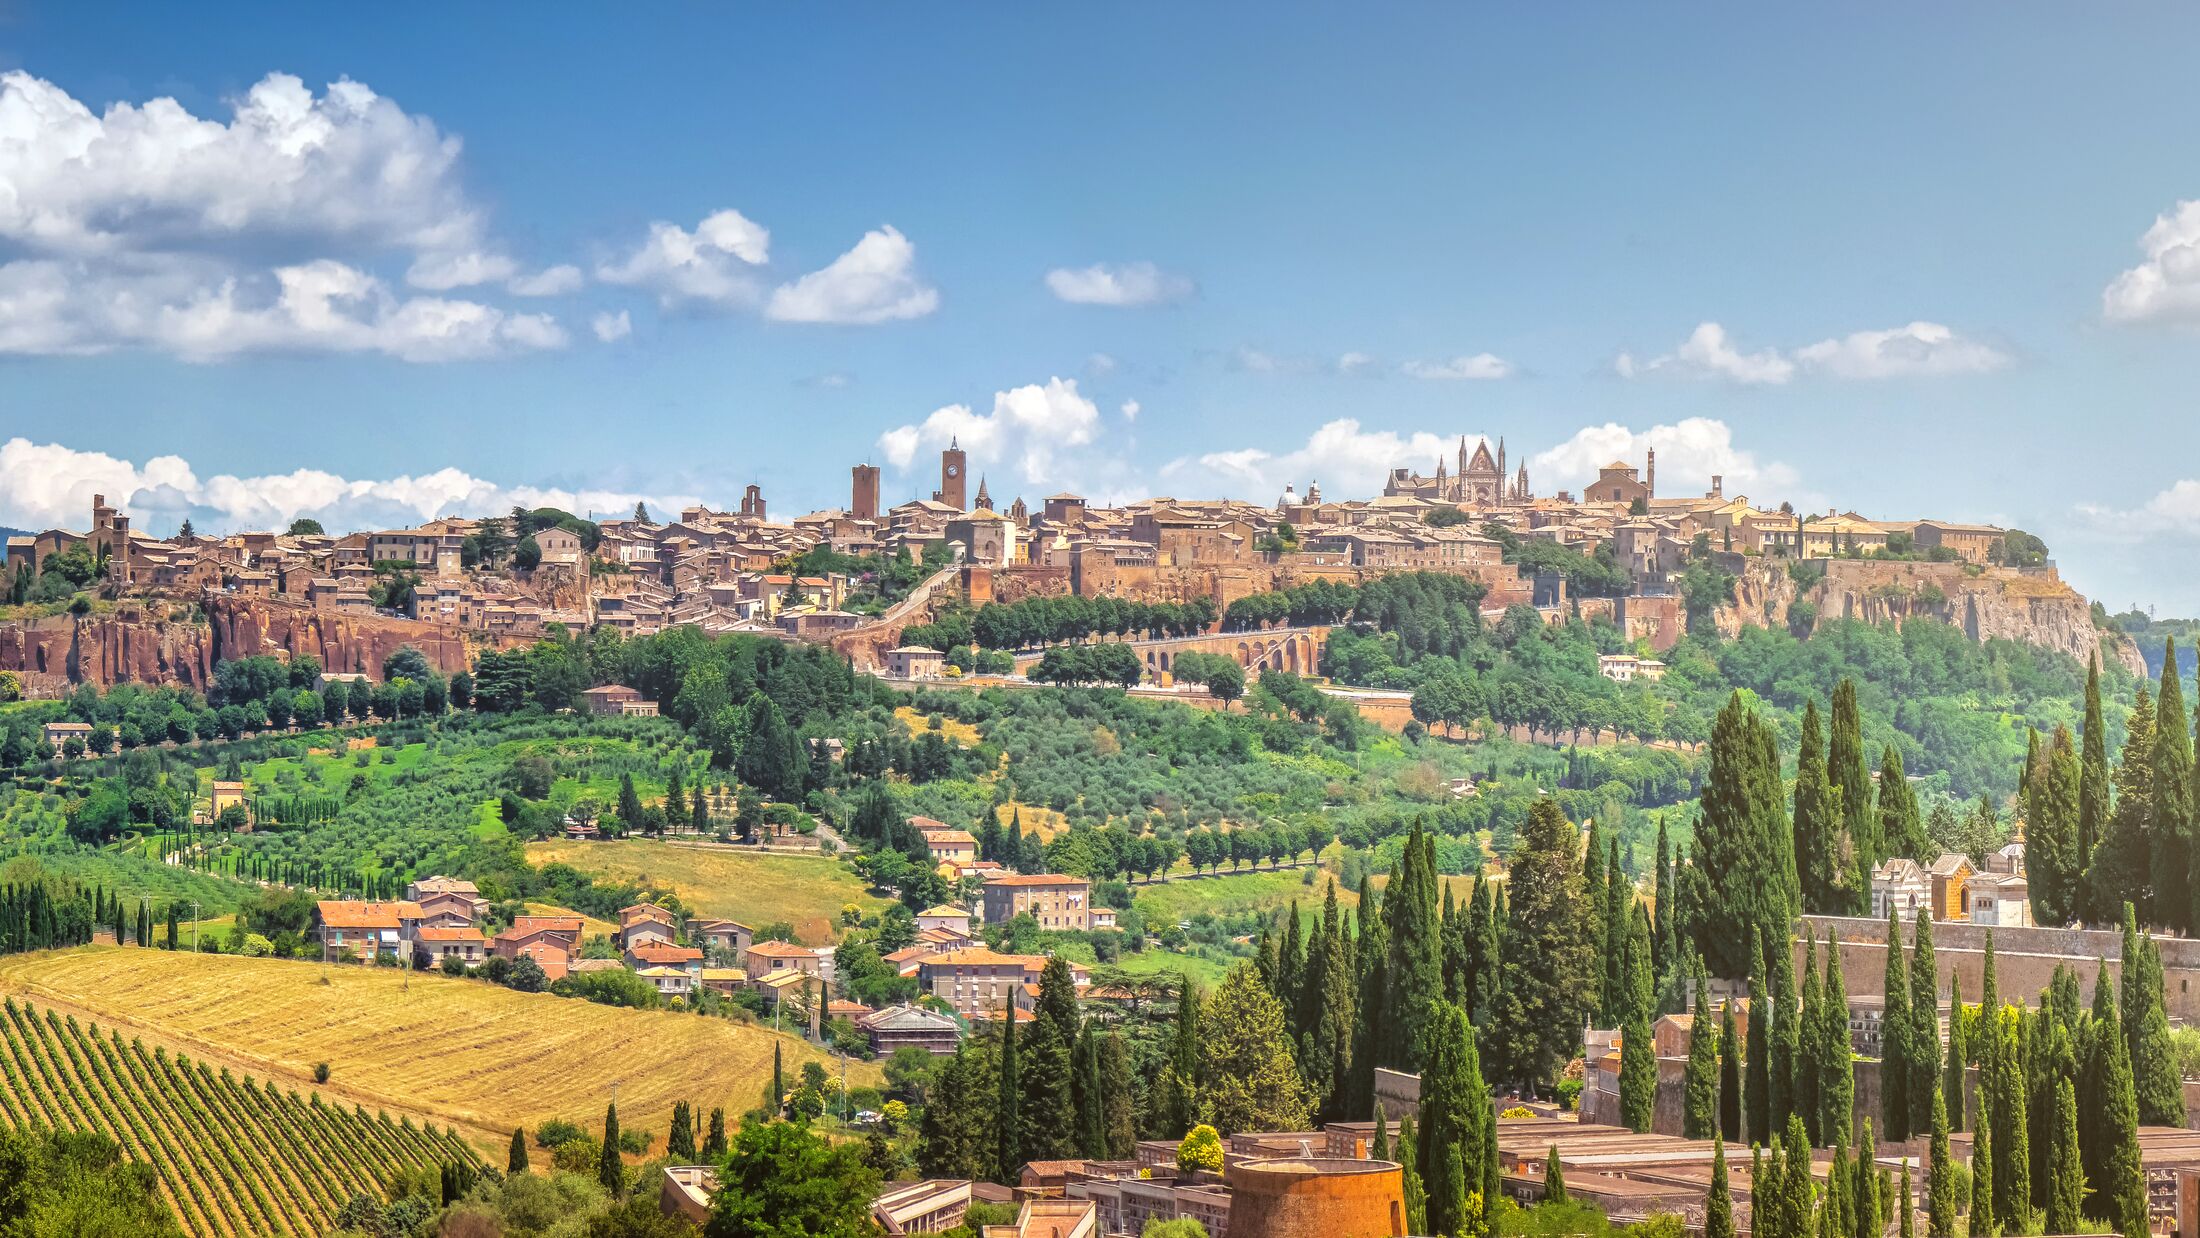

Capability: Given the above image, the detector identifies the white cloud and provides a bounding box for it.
[874,378,1098,484]
[1120,399,1141,421]
[0,70,481,256]
[1085,352,1119,378]
[404,250,518,291]
[0,256,564,362]
[1531,418,1809,505]
[1620,320,2009,385]
[1337,351,1377,376]
[507,264,584,297]
[596,209,772,308]
[1401,352,1515,381]
[2103,198,2200,324]
[1791,321,2009,378]
[1044,260,1195,307]
[590,310,631,343]
[0,436,697,537]
[2075,479,2200,539]
[1159,419,1461,501]
[767,226,937,324]
[1617,322,1796,385]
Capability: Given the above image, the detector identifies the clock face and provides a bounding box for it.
[946,465,960,478]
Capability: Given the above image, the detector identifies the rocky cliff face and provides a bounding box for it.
[0,595,476,692]
[1719,559,2145,676]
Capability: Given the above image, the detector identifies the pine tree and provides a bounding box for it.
[2153,642,2194,932]
[704,1107,728,1160]
[1704,1135,1734,1238]
[1928,1088,1956,1238]
[1748,938,1773,1142]
[2045,1076,2083,1235]
[1719,1000,1743,1142]
[599,1101,625,1196]
[1882,907,1912,1140]
[1544,1145,1566,1204]
[1684,979,1720,1139]
[1795,700,1842,913]
[508,1127,528,1173]
[2122,906,2183,1125]
[2078,656,2111,923]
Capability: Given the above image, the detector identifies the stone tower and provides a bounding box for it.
[938,439,968,511]
[851,463,880,521]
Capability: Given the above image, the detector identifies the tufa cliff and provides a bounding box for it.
[1720,558,2145,676]
[0,594,476,692]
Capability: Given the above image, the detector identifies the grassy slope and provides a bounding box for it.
[1132,866,1357,926]
[525,839,887,944]
[0,947,870,1153]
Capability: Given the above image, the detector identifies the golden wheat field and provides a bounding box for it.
[0,947,872,1152]
[524,839,886,943]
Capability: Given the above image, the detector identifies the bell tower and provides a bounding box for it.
[937,439,968,511]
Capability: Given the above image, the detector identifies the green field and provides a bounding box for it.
[526,838,886,943]
[1131,865,1356,927]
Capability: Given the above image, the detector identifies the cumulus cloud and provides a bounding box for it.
[1120,399,1141,421]
[2103,198,2200,324]
[1619,320,2005,385]
[0,69,574,363]
[2075,479,2200,540]
[590,310,631,343]
[1531,418,1809,505]
[1044,260,1195,307]
[596,209,772,307]
[767,226,938,324]
[0,256,564,362]
[0,436,697,537]
[1337,351,1377,376]
[507,264,584,297]
[1159,419,1464,502]
[1791,322,2009,378]
[1401,352,1515,381]
[1617,322,1796,385]
[874,378,1098,484]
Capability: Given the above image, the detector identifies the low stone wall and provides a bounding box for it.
[1801,914,2200,1022]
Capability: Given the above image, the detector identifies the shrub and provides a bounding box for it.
[534,1119,585,1148]
[1176,1124,1223,1173]
[313,1061,331,1084]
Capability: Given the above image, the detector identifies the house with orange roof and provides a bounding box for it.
[625,940,705,976]
[615,903,679,950]
[742,939,822,982]
[314,901,422,963]
[412,924,488,967]
[687,916,751,958]
[492,915,584,980]
[918,946,1090,1020]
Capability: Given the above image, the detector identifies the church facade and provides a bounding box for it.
[1384,436,1533,507]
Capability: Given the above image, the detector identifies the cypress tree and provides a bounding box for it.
[703,1107,727,1159]
[1698,694,1787,978]
[1431,1147,1467,1238]
[599,1101,624,1196]
[2078,656,2110,923]
[1852,1121,1882,1238]
[1399,1114,1427,1235]
[1684,979,1720,1139]
[1900,1158,1915,1238]
[2103,688,2158,918]
[1795,701,1842,914]
[1099,1033,1136,1159]
[2028,726,2083,927]
[2153,642,2193,932]
[1986,1007,2030,1234]
[1442,883,1470,1009]
[1719,999,1743,1142]
[1879,744,1927,863]
[1928,1087,1956,1238]
[1831,679,1878,898]
[1944,972,1968,1132]
[1300,880,1354,1119]
[1908,911,1941,1138]
[1349,878,1389,1115]
[1544,1144,1566,1204]
[1604,836,1628,1024]
[1372,1109,1389,1161]
[1972,1114,1996,1238]
[1467,876,1500,1025]
[2045,1077,2083,1236]
[773,1043,784,1114]
[1161,977,1199,1137]
[2123,907,2183,1125]
[1882,907,1912,1140]
[1653,818,1674,980]
[1277,900,1305,1018]
[1819,934,1855,1146]
[1748,937,1773,1142]
[1492,798,1597,1093]
[508,1127,528,1173]
[1706,1134,1735,1238]
[1417,1003,1490,1238]
[1620,910,1658,1133]
[1797,932,1824,1143]
[997,998,1022,1178]
[668,1099,696,1161]
[1385,829,1444,1072]
[1582,817,1606,989]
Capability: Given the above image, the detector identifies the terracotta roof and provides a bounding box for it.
[629,943,704,963]
[317,901,413,930]
[413,925,485,943]
[745,939,817,959]
[619,903,676,924]
[508,916,583,935]
[906,815,949,830]
[924,947,1046,969]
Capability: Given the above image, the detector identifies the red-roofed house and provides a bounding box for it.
[981,874,1091,930]
[626,941,705,976]
[412,924,488,967]
[615,903,678,950]
[742,939,822,982]
[493,915,583,981]
[314,901,424,963]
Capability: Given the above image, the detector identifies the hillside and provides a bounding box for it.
[0,993,476,1238]
[523,839,888,944]
[0,947,870,1152]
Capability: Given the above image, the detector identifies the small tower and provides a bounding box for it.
[1646,448,1656,499]
[938,438,968,511]
[974,475,993,511]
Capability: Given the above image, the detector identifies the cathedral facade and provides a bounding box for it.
[1384,436,1532,507]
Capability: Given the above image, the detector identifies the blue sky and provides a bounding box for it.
[4,5,2200,611]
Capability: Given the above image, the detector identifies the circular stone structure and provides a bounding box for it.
[1223,1156,1407,1238]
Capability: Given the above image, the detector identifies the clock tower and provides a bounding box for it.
[936,439,968,511]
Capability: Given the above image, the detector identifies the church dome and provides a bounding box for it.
[1276,484,1298,510]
